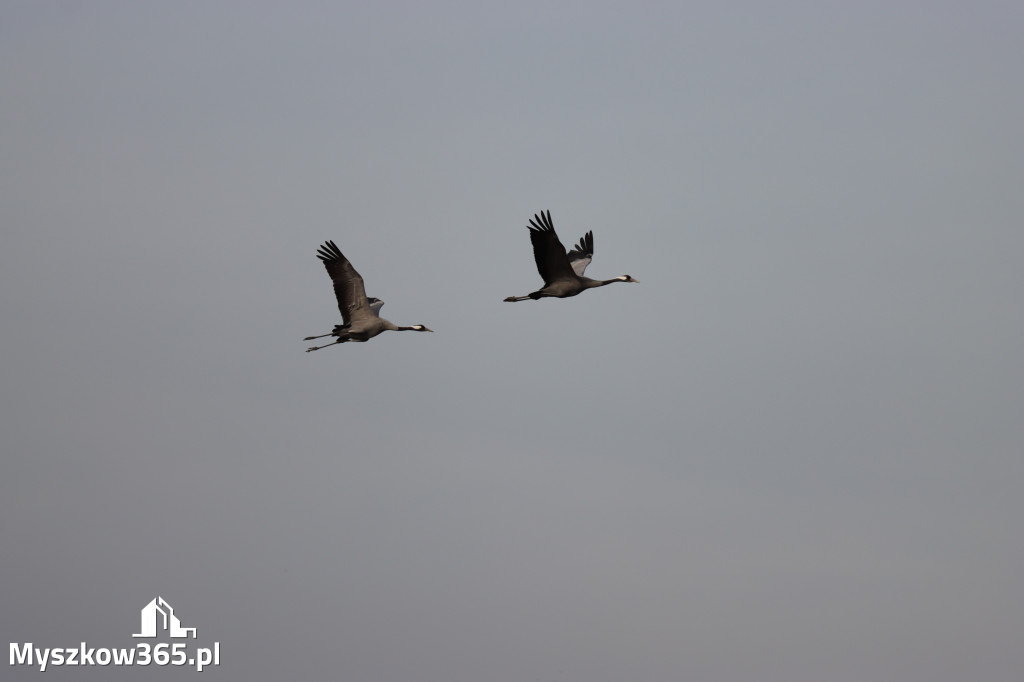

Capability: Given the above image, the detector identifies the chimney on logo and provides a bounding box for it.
[133,596,197,638]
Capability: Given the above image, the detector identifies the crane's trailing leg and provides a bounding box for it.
[306,339,345,352]
[304,332,333,340]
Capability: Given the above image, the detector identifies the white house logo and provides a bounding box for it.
[133,596,196,638]
[9,596,220,672]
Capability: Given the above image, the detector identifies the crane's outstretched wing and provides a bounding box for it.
[316,240,374,325]
[333,297,382,331]
[527,210,577,286]
[566,231,594,276]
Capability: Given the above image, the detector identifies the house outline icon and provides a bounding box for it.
[132,596,197,638]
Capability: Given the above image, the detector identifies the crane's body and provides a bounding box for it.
[304,241,432,351]
[504,210,637,302]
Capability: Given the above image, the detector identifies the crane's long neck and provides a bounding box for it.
[379,318,432,332]
[389,322,433,332]
[583,275,631,289]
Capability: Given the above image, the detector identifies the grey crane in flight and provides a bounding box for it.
[304,240,432,351]
[503,210,638,302]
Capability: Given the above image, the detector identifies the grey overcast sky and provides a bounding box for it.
[2,2,1022,680]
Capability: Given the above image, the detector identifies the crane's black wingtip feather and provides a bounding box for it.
[527,209,555,233]
[316,240,345,262]
[566,230,594,259]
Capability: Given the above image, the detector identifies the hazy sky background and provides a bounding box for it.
[2,2,1022,680]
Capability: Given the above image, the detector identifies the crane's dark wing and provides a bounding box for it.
[527,210,577,286]
[566,231,594,276]
[316,240,374,325]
